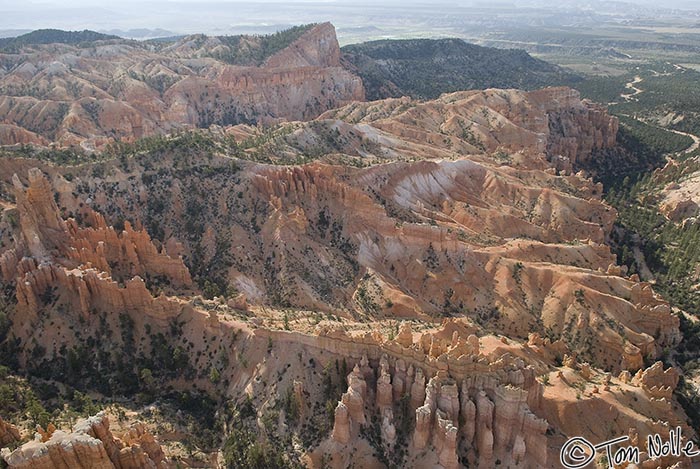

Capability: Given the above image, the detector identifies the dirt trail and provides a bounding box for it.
[616,69,700,277]
[617,71,699,155]
[667,128,700,155]
[621,75,644,101]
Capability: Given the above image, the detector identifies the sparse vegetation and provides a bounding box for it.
[211,24,317,66]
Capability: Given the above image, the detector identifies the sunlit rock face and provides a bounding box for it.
[0,66,688,469]
[0,22,364,149]
[3,412,169,469]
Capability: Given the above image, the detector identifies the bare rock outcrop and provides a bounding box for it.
[331,402,351,444]
[396,322,414,349]
[634,361,680,399]
[0,23,364,149]
[321,86,618,168]
[0,83,678,374]
[4,170,193,351]
[11,169,68,260]
[533,88,619,167]
[0,417,20,446]
[3,412,169,469]
[331,363,368,444]
[0,74,691,469]
[264,22,342,69]
[329,333,548,468]
[661,197,699,221]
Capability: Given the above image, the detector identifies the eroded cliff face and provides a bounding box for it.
[0,168,193,360]
[0,23,364,149]
[0,89,674,374]
[264,22,342,69]
[3,412,169,469]
[326,328,548,469]
[0,87,692,468]
[320,87,618,170]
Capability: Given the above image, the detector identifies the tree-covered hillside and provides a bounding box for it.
[341,38,580,100]
[0,29,120,52]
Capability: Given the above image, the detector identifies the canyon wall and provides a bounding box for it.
[0,23,364,149]
[0,84,691,468]
[0,87,676,374]
[3,412,169,469]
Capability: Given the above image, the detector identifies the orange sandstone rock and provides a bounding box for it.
[3,412,169,469]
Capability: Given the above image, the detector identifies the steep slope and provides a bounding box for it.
[0,23,364,149]
[0,88,693,468]
[0,87,673,374]
[341,38,580,101]
[4,412,169,469]
[0,151,690,468]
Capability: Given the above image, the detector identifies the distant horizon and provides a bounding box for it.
[2,0,699,40]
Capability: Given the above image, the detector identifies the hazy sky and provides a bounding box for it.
[2,0,699,37]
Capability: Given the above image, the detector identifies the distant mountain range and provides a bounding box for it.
[0,29,31,39]
[98,28,178,39]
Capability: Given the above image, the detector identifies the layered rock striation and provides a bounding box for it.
[324,329,548,467]
[0,85,677,372]
[0,23,364,148]
[1,168,193,357]
[0,80,691,468]
[3,412,169,469]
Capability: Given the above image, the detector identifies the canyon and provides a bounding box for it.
[0,81,695,468]
[0,23,364,150]
[0,20,697,469]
